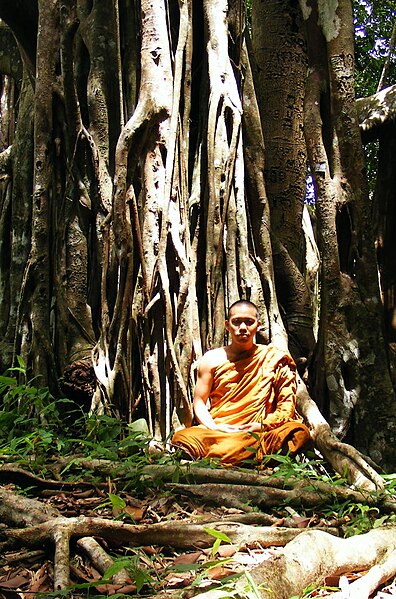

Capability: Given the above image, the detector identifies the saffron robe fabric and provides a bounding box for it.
[172,344,310,465]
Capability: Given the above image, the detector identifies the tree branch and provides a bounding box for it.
[0,0,38,74]
[357,84,396,143]
[245,527,396,599]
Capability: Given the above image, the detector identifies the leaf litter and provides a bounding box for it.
[1,478,396,598]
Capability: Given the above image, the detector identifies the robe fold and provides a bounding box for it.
[172,344,310,465]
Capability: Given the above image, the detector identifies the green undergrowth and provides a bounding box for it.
[2,361,396,597]
[0,358,171,467]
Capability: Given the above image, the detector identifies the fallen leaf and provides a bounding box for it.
[207,565,235,580]
[0,575,29,589]
[291,515,312,528]
[164,572,195,588]
[124,505,145,521]
[29,562,50,593]
[116,584,139,594]
[203,544,237,558]
[173,551,203,565]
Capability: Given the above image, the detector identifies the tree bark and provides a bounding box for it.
[300,0,396,471]
[1,0,396,479]
[252,0,307,269]
[247,527,396,599]
[28,0,59,389]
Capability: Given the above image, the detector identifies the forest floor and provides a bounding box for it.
[1,476,281,598]
[1,368,396,598]
[2,451,396,599]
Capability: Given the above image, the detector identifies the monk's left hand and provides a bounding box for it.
[236,422,265,433]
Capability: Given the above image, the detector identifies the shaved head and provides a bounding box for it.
[227,300,260,320]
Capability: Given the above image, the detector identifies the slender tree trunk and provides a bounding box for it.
[28,0,59,388]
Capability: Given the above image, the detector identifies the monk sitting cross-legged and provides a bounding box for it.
[171,300,310,466]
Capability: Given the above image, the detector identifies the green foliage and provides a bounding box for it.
[326,498,396,537]
[239,571,264,598]
[94,492,128,519]
[102,554,157,593]
[0,359,158,467]
[36,553,158,597]
[0,357,73,460]
[381,472,396,491]
[261,450,345,485]
[354,0,396,98]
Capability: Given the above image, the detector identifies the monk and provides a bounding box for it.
[172,300,310,465]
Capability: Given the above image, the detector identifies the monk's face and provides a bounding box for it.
[225,304,260,348]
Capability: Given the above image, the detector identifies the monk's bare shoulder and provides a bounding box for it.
[198,347,228,371]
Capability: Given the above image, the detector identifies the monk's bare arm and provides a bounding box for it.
[193,357,218,430]
[193,353,243,433]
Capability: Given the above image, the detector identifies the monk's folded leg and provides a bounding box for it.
[171,426,209,460]
[171,427,258,465]
[172,422,310,466]
[256,421,310,461]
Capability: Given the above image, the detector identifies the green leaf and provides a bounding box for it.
[212,537,222,557]
[0,375,17,386]
[244,571,264,598]
[203,527,232,543]
[173,562,202,572]
[127,418,150,435]
[16,355,26,370]
[108,493,126,510]
[7,366,26,374]
[134,567,148,592]
[373,515,388,528]
[102,558,132,579]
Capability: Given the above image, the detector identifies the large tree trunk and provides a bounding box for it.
[251,0,315,372]
[300,0,396,470]
[0,0,395,474]
[356,85,396,384]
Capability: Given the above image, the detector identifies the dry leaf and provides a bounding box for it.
[164,572,195,588]
[124,505,145,521]
[207,565,234,580]
[173,551,203,565]
[203,544,237,558]
[291,515,312,528]
[0,574,29,589]
[29,562,50,593]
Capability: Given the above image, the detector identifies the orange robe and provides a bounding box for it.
[172,344,310,465]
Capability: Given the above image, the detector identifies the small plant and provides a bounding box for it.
[289,581,340,598]
[340,502,381,537]
[321,497,392,538]
[0,357,78,460]
[35,553,158,597]
[204,527,233,557]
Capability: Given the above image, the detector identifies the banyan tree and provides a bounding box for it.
[1,0,396,479]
